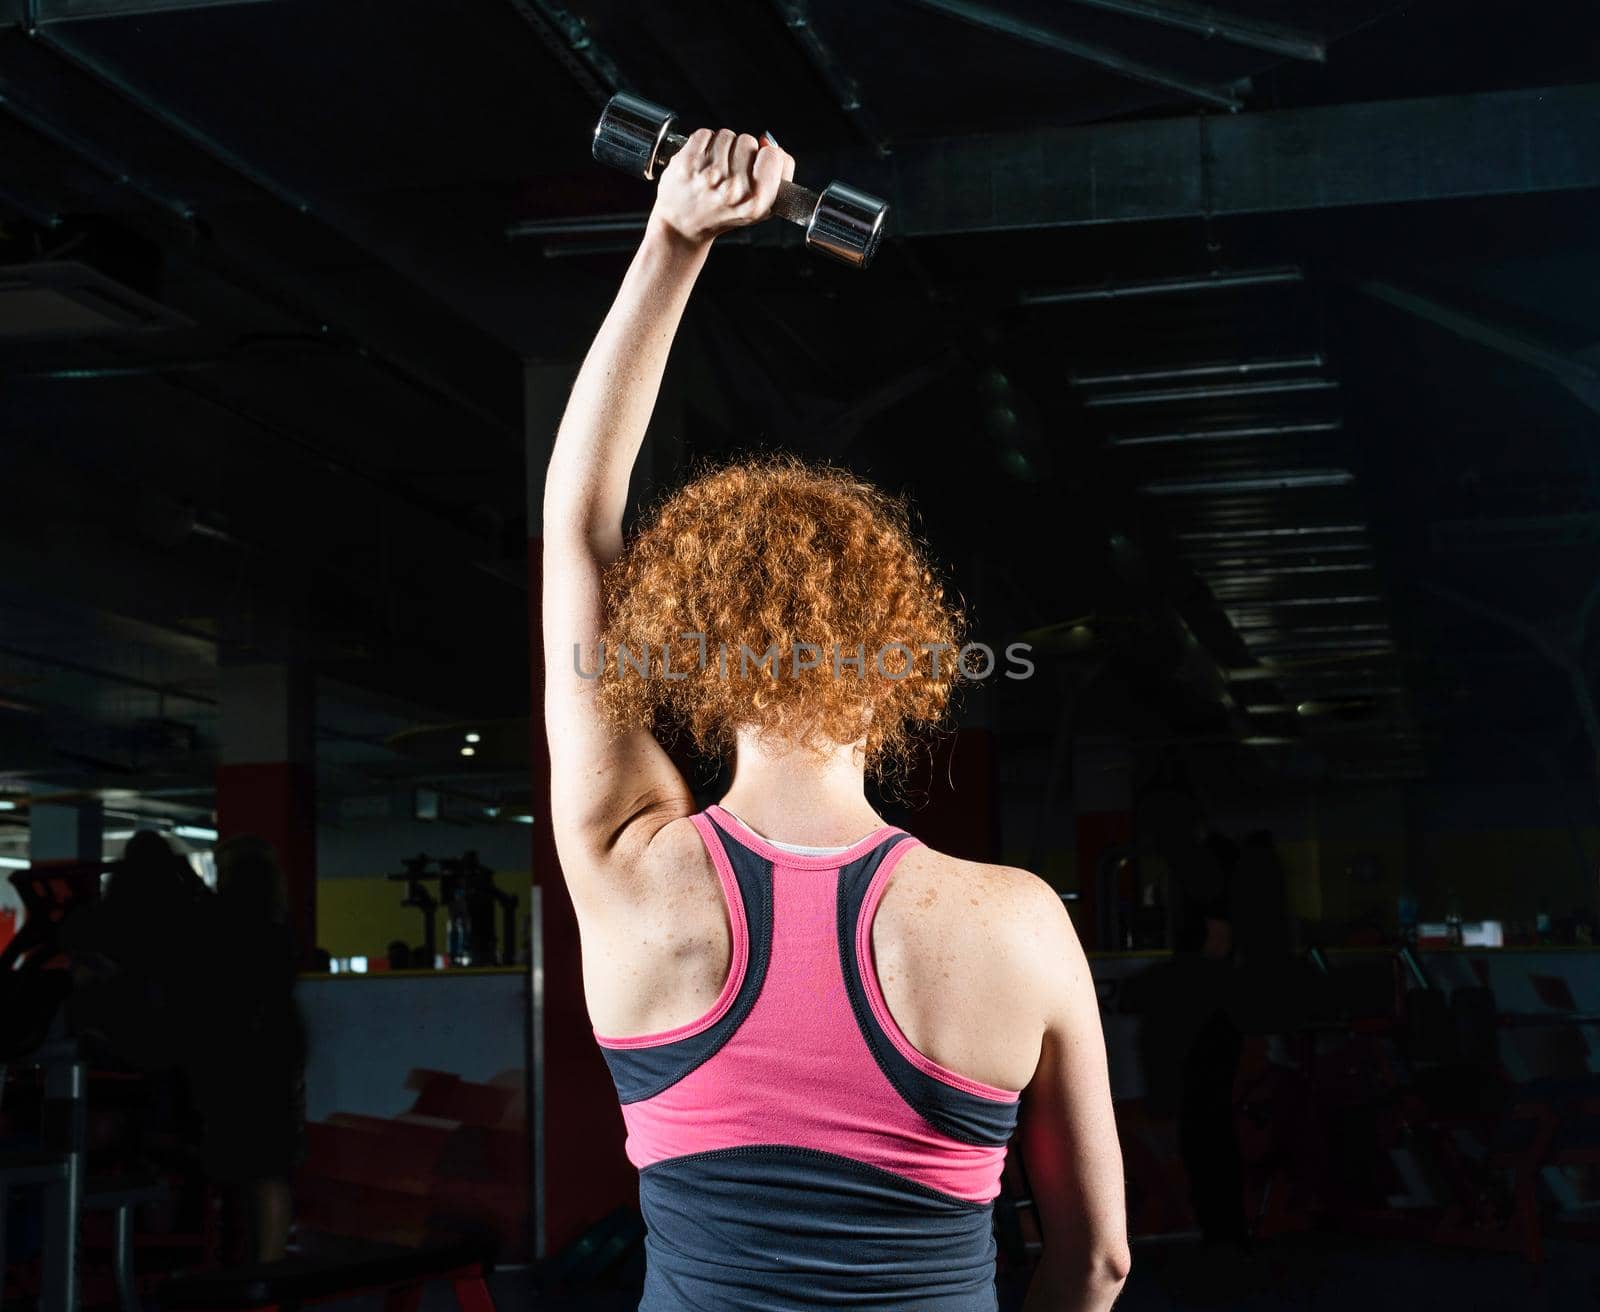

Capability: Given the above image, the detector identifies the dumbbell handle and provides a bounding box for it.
[655,129,820,229]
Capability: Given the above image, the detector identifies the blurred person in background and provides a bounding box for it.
[191,835,307,1263]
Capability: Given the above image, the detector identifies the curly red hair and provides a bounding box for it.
[596,454,966,775]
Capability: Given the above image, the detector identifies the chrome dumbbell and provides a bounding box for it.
[592,92,888,269]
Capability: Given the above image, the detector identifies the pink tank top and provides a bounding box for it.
[591,805,1021,1309]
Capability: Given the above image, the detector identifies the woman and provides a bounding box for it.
[543,127,1129,1310]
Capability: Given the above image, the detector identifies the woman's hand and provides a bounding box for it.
[650,128,796,247]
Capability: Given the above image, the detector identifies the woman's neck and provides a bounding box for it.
[719,728,883,848]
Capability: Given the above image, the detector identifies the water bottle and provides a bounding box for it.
[447,887,473,967]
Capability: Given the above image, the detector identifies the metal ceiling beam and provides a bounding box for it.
[28,0,270,18]
[903,0,1244,110]
[770,0,891,156]
[505,86,1599,248]
[15,29,521,439]
[0,642,216,708]
[0,78,194,221]
[1060,0,1325,63]
[502,0,622,108]
[886,84,1600,235]
[1361,280,1600,418]
[0,176,59,227]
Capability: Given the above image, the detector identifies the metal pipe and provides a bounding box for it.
[904,0,1243,110]
[1061,0,1325,62]
[1022,265,1303,304]
[1073,353,1324,386]
[0,82,194,221]
[529,885,546,1259]
[1087,376,1337,407]
[40,1054,84,1312]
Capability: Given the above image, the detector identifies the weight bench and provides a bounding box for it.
[158,1237,496,1312]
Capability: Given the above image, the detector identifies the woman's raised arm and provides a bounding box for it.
[540,128,794,887]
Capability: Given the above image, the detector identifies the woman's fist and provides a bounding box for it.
[650,128,796,246]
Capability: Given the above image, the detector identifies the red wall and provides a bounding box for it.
[217,760,317,963]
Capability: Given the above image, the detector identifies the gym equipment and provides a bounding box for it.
[592,92,888,269]
[388,852,519,967]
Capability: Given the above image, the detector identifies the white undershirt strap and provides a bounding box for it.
[718,806,863,857]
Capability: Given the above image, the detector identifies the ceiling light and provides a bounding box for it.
[1256,644,1396,663]
[0,800,16,811]
[0,856,29,869]
[1242,735,1297,746]
[465,732,481,743]
[1233,622,1389,636]
[1108,419,1342,448]
[1226,598,1384,617]
[1085,377,1337,408]
[172,824,218,842]
[1200,563,1375,581]
[1142,470,1354,496]
[1186,543,1372,564]
[1073,354,1324,387]
[1179,524,1367,541]
[461,746,476,758]
[1021,265,1303,304]
[512,814,534,825]
[1296,700,1378,716]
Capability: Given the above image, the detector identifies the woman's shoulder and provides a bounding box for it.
[880,844,1071,973]
[892,842,1057,912]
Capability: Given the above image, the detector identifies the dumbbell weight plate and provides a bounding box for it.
[808,181,886,270]
[591,92,677,181]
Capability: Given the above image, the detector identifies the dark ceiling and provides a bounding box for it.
[0,0,1597,847]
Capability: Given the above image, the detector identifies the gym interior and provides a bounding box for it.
[2,1,1599,1309]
